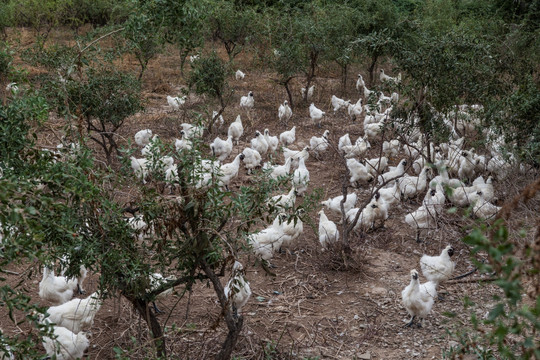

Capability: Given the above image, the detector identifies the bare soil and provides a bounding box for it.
[1,29,539,359]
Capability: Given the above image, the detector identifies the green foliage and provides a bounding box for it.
[64,0,131,27]
[0,94,48,166]
[123,9,163,79]
[11,0,72,40]
[209,1,256,60]
[0,2,14,37]
[0,43,13,80]
[188,52,228,100]
[445,220,540,359]
[146,0,209,72]
[494,75,540,163]
[5,0,130,31]
[396,29,500,109]
[68,67,142,161]
[187,51,230,131]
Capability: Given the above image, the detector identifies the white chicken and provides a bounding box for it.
[364,121,384,140]
[347,158,374,186]
[318,209,339,250]
[364,156,389,179]
[264,129,279,154]
[264,157,292,180]
[148,273,177,313]
[130,156,149,183]
[355,74,365,91]
[224,261,251,317]
[398,166,429,200]
[269,187,296,210]
[250,131,269,155]
[309,130,330,158]
[378,159,407,185]
[321,192,358,218]
[283,146,310,170]
[44,291,103,334]
[248,219,286,260]
[347,98,363,122]
[473,176,494,202]
[212,111,224,130]
[39,267,78,305]
[420,245,455,284]
[405,205,438,242]
[167,95,187,110]
[457,150,478,181]
[363,192,389,229]
[242,147,262,174]
[338,133,352,153]
[331,95,350,112]
[278,100,293,124]
[134,129,153,147]
[235,69,245,80]
[216,153,245,190]
[379,69,401,84]
[470,191,501,220]
[175,131,193,152]
[42,325,89,360]
[279,126,296,146]
[377,182,400,206]
[301,85,314,100]
[292,157,310,196]
[363,85,374,100]
[228,115,244,145]
[447,184,478,207]
[401,269,437,327]
[342,135,371,159]
[240,91,255,109]
[309,103,325,128]
[210,136,233,162]
[279,211,304,248]
[59,257,88,295]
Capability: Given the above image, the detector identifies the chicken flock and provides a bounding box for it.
[5,63,530,359]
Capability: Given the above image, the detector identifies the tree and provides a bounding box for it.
[446,178,540,359]
[353,29,397,88]
[320,4,361,94]
[208,1,255,61]
[297,4,327,102]
[69,67,142,163]
[0,42,13,103]
[123,10,163,80]
[265,8,305,108]
[349,0,402,87]
[26,33,142,164]
[188,51,231,133]
[140,0,209,74]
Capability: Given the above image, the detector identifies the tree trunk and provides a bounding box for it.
[340,63,348,96]
[368,54,378,88]
[201,260,243,360]
[130,297,167,358]
[283,77,293,109]
[303,49,318,102]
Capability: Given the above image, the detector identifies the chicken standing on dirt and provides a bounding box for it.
[420,245,455,284]
[224,261,252,318]
[44,291,103,334]
[401,269,437,328]
[42,325,90,360]
[39,266,79,305]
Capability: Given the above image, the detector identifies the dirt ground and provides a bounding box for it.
[1,28,539,359]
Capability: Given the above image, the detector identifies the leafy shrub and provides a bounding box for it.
[445,181,540,359]
[0,43,13,79]
[67,67,142,162]
[188,51,230,131]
